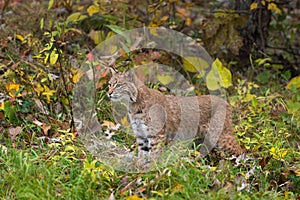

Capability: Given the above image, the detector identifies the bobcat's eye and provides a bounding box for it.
[115,83,122,88]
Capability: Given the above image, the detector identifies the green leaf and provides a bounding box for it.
[48,0,54,10]
[287,101,300,114]
[4,101,18,124]
[256,71,270,84]
[183,56,209,75]
[255,57,272,66]
[92,30,106,45]
[286,75,300,90]
[157,74,174,85]
[50,49,59,65]
[105,25,131,44]
[206,70,221,91]
[106,25,125,35]
[40,18,44,30]
[206,58,232,90]
[214,58,232,88]
[67,12,87,23]
[65,145,76,152]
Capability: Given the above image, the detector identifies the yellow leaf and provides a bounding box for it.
[65,145,76,152]
[210,167,217,171]
[89,30,106,45]
[34,83,44,96]
[72,69,83,83]
[194,151,201,157]
[206,71,221,91]
[87,5,100,16]
[150,190,163,196]
[214,58,232,88]
[270,147,287,161]
[281,150,287,158]
[242,93,256,103]
[268,3,281,14]
[161,15,169,22]
[42,85,56,103]
[270,147,276,155]
[150,27,158,35]
[0,102,4,110]
[6,83,22,97]
[6,83,20,92]
[16,34,24,42]
[250,3,258,10]
[173,184,184,192]
[67,12,85,22]
[44,52,49,64]
[185,17,192,26]
[286,76,300,90]
[294,169,300,177]
[126,194,144,200]
[50,49,59,65]
[206,58,232,90]
[157,74,174,85]
[77,5,85,11]
[121,116,130,126]
[106,31,115,38]
[110,45,118,55]
[183,56,209,74]
[0,144,7,154]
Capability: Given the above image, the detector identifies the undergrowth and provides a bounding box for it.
[0,1,299,199]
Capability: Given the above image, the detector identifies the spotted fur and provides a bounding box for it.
[108,70,244,167]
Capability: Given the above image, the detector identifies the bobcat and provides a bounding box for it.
[108,70,244,167]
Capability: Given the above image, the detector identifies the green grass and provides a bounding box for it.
[0,143,110,199]
[0,149,294,199]
[1,78,300,199]
[1,119,299,200]
[0,1,299,199]
[1,72,299,199]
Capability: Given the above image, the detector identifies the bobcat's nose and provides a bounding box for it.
[108,88,113,96]
[108,88,114,99]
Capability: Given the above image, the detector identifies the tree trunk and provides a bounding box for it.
[235,0,272,67]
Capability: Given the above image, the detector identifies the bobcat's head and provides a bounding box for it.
[108,70,138,102]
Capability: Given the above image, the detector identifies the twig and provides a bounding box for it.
[257,2,265,50]
[211,10,250,15]
[56,46,75,132]
[266,45,300,55]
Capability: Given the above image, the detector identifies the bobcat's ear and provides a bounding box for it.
[124,69,135,82]
[108,67,118,75]
[106,67,117,80]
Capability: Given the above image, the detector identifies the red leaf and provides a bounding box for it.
[86,53,93,62]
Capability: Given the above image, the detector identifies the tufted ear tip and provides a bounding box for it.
[108,66,118,74]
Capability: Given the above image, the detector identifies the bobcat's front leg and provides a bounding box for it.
[136,129,166,169]
[130,117,152,168]
[133,104,167,169]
